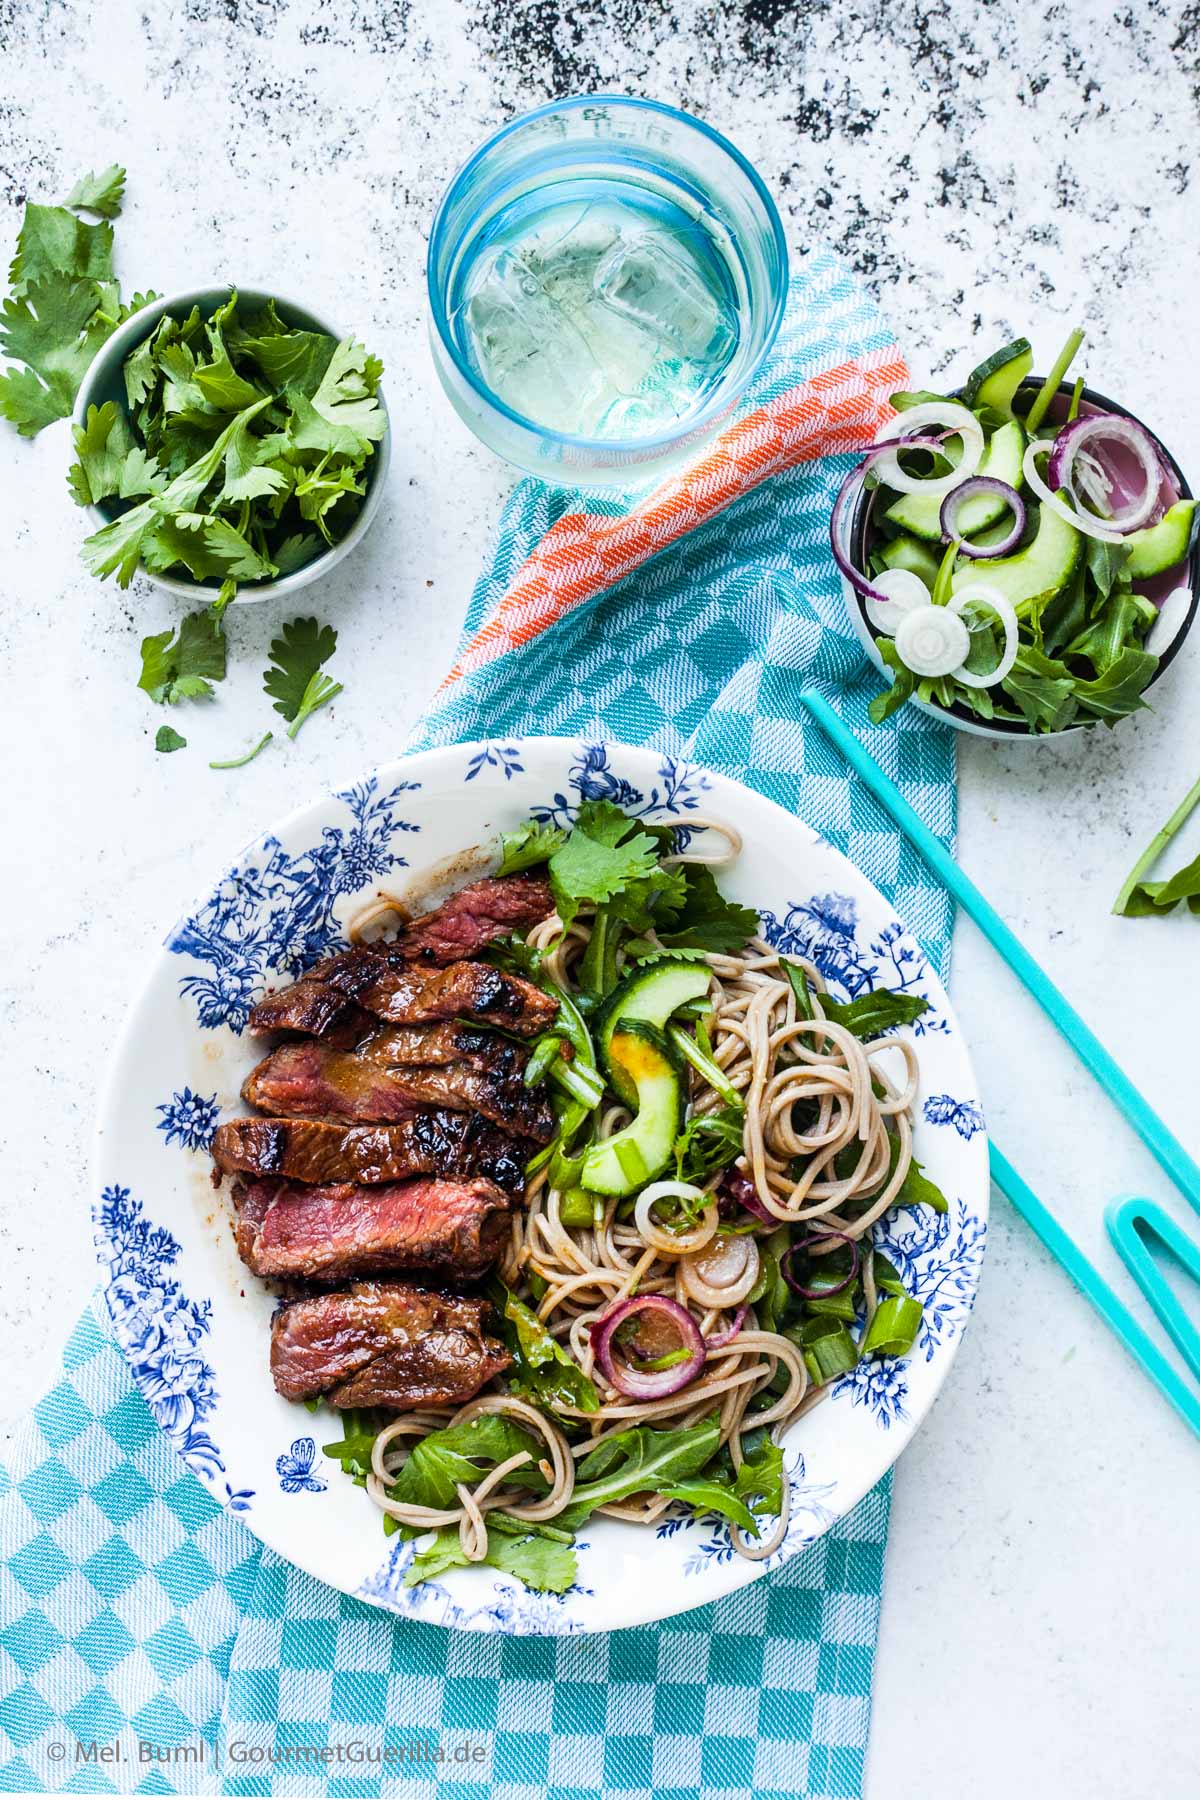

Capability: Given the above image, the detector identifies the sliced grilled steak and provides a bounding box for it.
[398,874,554,965]
[243,1041,555,1142]
[270,1281,510,1408]
[354,1020,527,1083]
[234,1176,512,1282]
[212,1115,529,1192]
[249,952,555,1040]
[358,959,557,1036]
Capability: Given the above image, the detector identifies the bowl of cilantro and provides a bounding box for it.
[69,286,390,609]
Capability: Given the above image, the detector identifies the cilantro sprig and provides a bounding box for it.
[264,617,343,739]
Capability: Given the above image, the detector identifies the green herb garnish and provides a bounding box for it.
[264,617,343,738]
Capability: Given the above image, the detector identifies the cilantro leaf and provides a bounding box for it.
[263,616,343,739]
[497,819,568,877]
[64,165,127,220]
[138,610,227,705]
[547,802,661,932]
[9,204,114,294]
[0,274,114,434]
[154,725,187,753]
[656,864,759,954]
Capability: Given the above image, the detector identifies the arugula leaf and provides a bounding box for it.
[1114,769,1200,917]
[321,1409,389,1484]
[386,1413,548,1511]
[1066,590,1156,677]
[547,801,661,932]
[138,610,227,705]
[1070,648,1158,725]
[64,165,127,219]
[868,637,919,726]
[154,725,187,754]
[1084,535,1133,603]
[673,1102,745,1184]
[735,1431,785,1515]
[818,989,929,1039]
[263,617,343,739]
[887,1134,949,1214]
[405,1525,577,1594]
[497,819,568,877]
[1000,645,1078,734]
[655,865,759,954]
[659,1478,758,1532]
[559,1416,723,1529]
[493,1283,599,1414]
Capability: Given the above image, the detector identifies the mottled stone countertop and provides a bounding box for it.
[2,3,1198,1795]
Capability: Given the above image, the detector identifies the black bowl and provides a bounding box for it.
[847,377,1200,739]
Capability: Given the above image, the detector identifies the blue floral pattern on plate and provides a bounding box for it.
[165,777,421,1032]
[94,1184,249,1506]
[156,1087,220,1152]
[276,1437,327,1495]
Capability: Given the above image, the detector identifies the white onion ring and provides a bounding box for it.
[634,1182,719,1256]
[873,401,984,497]
[1022,440,1127,543]
[894,605,971,677]
[948,583,1020,688]
[679,1234,761,1308]
[863,566,932,634]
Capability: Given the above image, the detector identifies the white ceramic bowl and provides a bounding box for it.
[93,736,989,1635]
[71,286,390,605]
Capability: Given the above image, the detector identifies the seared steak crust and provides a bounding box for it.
[398,874,554,965]
[234,1176,512,1282]
[212,1114,529,1192]
[354,1020,527,1082]
[269,1280,511,1408]
[249,953,555,1040]
[242,1040,555,1142]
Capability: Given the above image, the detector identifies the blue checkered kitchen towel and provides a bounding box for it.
[0,249,955,1799]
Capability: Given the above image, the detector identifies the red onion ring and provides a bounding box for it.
[781,1231,861,1300]
[1047,414,1164,533]
[829,436,948,609]
[705,1305,749,1350]
[939,477,1026,558]
[590,1295,705,1398]
[721,1170,778,1226]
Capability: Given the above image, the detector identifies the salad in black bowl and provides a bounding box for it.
[832,331,1199,737]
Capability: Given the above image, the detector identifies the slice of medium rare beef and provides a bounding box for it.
[269,1281,510,1408]
[211,1114,529,1193]
[234,1175,512,1282]
[397,874,554,965]
[353,1020,528,1083]
[249,953,556,1040]
[242,1041,555,1142]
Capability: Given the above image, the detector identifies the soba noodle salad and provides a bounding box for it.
[323,801,949,1594]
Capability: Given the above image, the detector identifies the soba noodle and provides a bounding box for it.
[359,826,921,1565]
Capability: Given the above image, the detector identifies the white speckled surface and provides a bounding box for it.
[2,3,1199,1794]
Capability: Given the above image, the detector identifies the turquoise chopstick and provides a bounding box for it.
[1106,1198,1200,1389]
[991,1152,1200,1436]
[799,691,1200,1216]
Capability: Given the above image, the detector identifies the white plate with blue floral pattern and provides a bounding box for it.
[93,736,988,1636]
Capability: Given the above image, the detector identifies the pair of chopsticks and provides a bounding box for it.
[800,691,1200,1438]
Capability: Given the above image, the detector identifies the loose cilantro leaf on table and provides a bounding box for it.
[210,732,274,771]
[264,617,343,739]
[154,725,187,754]
[0,165,148,437]
[138,610,227,705]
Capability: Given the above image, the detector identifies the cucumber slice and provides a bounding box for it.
[952,497,1082,616]
[884,420,1025,541]
[1125,499,1197,579]
[579,1023,684,1197]
[963,339,1034,418]
[879,535,940,589]
[596,960,712,1105]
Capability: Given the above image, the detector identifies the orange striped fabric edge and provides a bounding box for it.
[436,345,907,693]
